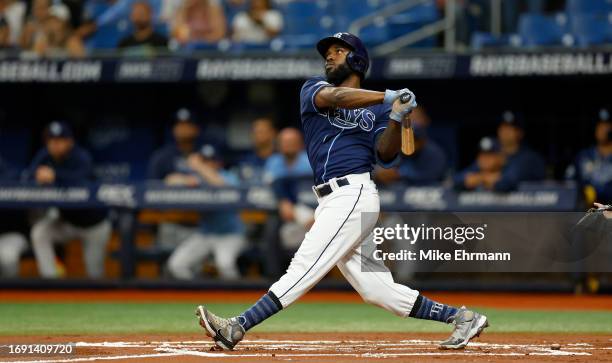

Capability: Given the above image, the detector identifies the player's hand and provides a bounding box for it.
[383,88,410,104]
[187,153,206,171]
[390,90,417,122]
[35,166,55,185]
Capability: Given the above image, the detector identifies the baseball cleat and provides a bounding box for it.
[195,305,245,350]
[439,306,489,350]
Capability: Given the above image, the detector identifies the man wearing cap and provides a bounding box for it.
[494,111,546,191]
[453,137,505,190]
[166,144,245,280]
[197,32,488,351]
[26,122,111,278]
[570,109,612,203]
[375,124,448,186]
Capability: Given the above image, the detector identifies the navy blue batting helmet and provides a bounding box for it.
[316,32,369,78]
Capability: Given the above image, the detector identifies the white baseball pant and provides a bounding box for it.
[0,232,28,277]
[167,232,245,280]
[31,214,112,278]
[269,172,419,317]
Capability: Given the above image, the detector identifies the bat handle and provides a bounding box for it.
[399,93,413,104]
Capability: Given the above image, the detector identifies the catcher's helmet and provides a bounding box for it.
[316,32,369,78]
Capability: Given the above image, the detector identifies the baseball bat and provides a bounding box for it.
[399,93,415,156]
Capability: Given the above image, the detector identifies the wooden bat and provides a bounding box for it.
[399,93,415,156]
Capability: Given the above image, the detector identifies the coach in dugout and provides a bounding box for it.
[26,121,111,278]
[166,144,246,280]
[454,112,546,191]
[569,109,612,203]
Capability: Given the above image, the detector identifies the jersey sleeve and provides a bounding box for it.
[300,77,332,116]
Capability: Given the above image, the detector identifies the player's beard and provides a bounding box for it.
[325,63,353,85]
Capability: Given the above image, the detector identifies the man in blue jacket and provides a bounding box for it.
[27,122,111,278]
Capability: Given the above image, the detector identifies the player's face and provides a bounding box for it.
[324,44,353,85]
[131,3,152,30]
[595,122,612,145]
[252,119,276,148]
[46,137,74,160]
[497,124,522,147]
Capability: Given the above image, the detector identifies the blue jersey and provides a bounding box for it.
[574,146,612,200]
[199,170,244,235]
[300,76,398,185]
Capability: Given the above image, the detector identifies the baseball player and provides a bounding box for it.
[197,32,489,350]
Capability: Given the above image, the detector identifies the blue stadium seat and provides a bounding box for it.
[87,127,155,181]
[569,13,611,46]
[517,14,566,46]
[332,0,386,20]
[386,0,438,47]
[470,32,511,50]
[358,22,390,46]
[565,0,612,14]
[282,0,324,36]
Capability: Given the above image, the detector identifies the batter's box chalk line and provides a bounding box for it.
[1,339,602,363]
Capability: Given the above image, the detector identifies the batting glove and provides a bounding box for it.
[383,88,410,104]
[390,90,417,123]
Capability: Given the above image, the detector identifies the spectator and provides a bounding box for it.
[570,109,612,203]
[166,144,245,279]
[238,117,277,182]
[231,0,282,43]
[0,16,11,49]
[453,136,505,191]
[26,122,111,278]
[264,128,313,250]
[171,0,226,45]
[21,1,84,57]
[375,125,448,186]
[495,111,546,190]
[0,0,25,46]
[118,1,168,54]
[0,155,28,278]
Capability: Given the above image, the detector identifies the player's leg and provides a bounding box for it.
[30,216,71,278]
[79,220,112,279]
[166,232,213,279]
[0,233,28,277]
[197,183,379,349]
[211,234,245,280]
[338,233,488,349]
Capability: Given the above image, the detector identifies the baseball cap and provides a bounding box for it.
[175,108,197,124]
[199,144,221,161]
[478,137,499,153]
[46,121,73,139]
[598,108,610,123]
[498,110,524,129]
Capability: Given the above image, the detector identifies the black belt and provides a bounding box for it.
[313,177,350,198]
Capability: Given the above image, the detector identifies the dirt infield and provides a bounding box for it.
[0,333,610,363]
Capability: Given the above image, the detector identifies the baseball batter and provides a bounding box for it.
[197,32,489,350]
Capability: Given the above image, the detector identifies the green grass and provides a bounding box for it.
[0,302,610,336]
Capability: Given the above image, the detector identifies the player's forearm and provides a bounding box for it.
[320,87,384,109]
[376,121,402,162]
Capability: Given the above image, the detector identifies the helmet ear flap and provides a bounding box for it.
[346,51,368,77]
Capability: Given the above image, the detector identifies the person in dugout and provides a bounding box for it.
[26,121,111,278]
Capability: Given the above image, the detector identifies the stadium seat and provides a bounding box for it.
[282,0,324,36]
[470,32,511,50]
[332,0,386,20]
[565,0,612,14]
[569,13,611,46]
[517,14,566,47]
[386,0,438,47]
